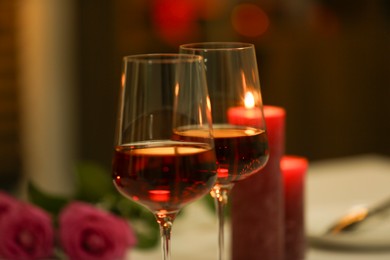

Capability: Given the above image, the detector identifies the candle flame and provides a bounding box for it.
[244,91,255,109]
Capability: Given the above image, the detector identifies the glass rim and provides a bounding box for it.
[180,42,254,51]
[123,53,204,63]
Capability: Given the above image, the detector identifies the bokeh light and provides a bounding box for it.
[152,0,200,46]
[231,3,270,38]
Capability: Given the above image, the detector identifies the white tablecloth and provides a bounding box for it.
[127,154,390,260]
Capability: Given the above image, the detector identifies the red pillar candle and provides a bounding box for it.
[227,107,262,127]
[231,105,285,260]
[227,91,263,127]
[281,156,308,260]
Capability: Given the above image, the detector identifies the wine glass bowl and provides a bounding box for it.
[180,42,269,260]
[180,43,268,183]
[112,53,217,260]
[112,140,216,212]
[212,125,268,186]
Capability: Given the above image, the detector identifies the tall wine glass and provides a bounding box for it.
[112,54,217,260]
[180,42,269,260]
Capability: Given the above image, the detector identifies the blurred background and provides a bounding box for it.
[1,0,389,194]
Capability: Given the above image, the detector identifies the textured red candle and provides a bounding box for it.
[281,156,308,260]
[231,105,285,260]
[227,107,262,127]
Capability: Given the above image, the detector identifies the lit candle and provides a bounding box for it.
[281,155,308,260]
[231,105,286,260]
[227,91,263,127]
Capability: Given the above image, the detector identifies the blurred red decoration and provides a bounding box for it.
[231,3,270,38]
[152,0,200,46]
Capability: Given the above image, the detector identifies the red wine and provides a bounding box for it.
[213,125,268,185]
[173,125,269,185]
[112,141,216,212]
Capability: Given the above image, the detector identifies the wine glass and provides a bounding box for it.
[112,54,217,260]
[180,42,269,260]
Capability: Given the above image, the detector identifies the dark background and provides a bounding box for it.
[1,0,389,190]
[76,0,390,165]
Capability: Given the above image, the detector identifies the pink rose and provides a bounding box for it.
[59,201,137,260]
[0,192,54,260]
[0,192,19,219]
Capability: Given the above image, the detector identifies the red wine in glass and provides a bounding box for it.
[212,125,268,185]
[113,141,216,212]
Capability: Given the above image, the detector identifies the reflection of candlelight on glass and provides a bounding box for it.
[227,91,262,127]
[217,168,229,178]
[149,190,170,202]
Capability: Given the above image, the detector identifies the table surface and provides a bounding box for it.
[127,154,390,260]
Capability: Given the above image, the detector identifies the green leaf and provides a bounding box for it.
[27,182,69,216]
[74,161,114,203]
[114,197,159,249]
[115,197,144,218]
[134,220,160,249]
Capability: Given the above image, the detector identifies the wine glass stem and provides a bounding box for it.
[212,184,234,260]
[155,211,178,260]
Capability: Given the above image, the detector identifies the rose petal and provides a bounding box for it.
[0,202,54,260]
[59,201,137,260]
[0,191,21,220]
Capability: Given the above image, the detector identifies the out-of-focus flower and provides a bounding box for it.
[59,201,137,260]
[0,192,54,260]
[0,192,19,219]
